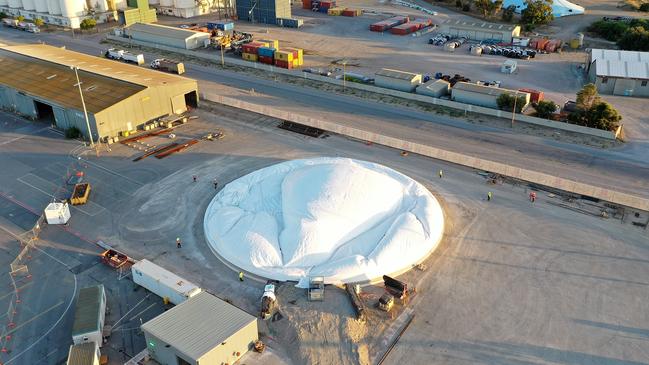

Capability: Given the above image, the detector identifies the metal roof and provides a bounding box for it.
[439,19,519,32]
[593,59,649,79]
[126,23,210,41]
[141,291,256,360]
[420,79,450,91]
[72,285,104,336]
[453,82,525,97]
[375,68,421,81]
[589,48,649,63]
[132,259,202,298]
[0,44,191,87]
[67,343,97,365]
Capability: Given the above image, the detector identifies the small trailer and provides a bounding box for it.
[100,249,129,269]
[70,183,91,206]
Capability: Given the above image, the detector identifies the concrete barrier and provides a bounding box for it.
[202,92,649,212]
[106,35,618,140]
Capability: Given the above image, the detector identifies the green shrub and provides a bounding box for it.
[502,5,515,22]
[639,3,649,12]
[455,0,462,7]
[65,127,82,139]
[533,100,557,119]
[462,3,470,11]
[496,93,526,113]
[0,12,8,19]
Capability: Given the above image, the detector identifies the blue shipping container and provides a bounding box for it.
[258,47,276,57]
[318,6,328,12]
[207,21,235,30]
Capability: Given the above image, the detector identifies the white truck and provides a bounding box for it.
[131,259,202,305]
[104,48,145,66]
[150,59,185,75]
[20,22,40,33]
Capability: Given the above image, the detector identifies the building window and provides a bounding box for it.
[601,77,608,84]
[642,80,648,87]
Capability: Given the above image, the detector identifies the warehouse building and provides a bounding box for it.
[437,19,521,43]
[0,44,198,142]
[587,48,649,97]
[66,342,100,365]
[451,82,530,109]
[124,22,210,50]
[142,291,258,365]
[0,0,124,29]
[151,0,231,18]
[374,68,422,92]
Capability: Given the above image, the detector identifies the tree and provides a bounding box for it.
[34,18,44,27]
[640,3,649,11]
[576,83,600,110]
[533,100,557,118]
[475,0,504,18]
[618,26,649,52]
[502,5,516,21]
[521,0,554,29]
[497,93,526,113]
[16,15,24,22]
[462,2,470,11]
[79,18,97,31]
[455,0,462,8]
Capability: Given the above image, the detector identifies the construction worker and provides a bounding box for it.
[192,175,197,183]
[239,271,244,282]
[438,169,443,179]
[530,191,537,203]
[487,191,493,201]
[213,179,218,190]
[176,237,182,248]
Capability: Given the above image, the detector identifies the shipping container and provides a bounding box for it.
[207,21,234,31]
[242,52,259,62]
[132,259,202,305]
[72,285,106,347]
[275,59,293,69]
[518,88,544,103]
[342,8,361,16]
[328,7,344,15]
[259,55,274,64]
[274,50,294,62]
[390,23,418,35]
[257,39,279,49]
[370,16,409,32]
[302,0,311,8]
[284,47,304,65]
[258,46,276,57]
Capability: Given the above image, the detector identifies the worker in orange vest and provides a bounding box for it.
[529,191,537,203]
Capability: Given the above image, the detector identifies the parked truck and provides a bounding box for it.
[104,48,145,65]
[2,19,39,32]
[131,259,202,305]
[2,18,19,28]
[150,59,185,75]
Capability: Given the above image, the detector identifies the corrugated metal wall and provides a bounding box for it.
[236,0,291,24]
[198,321,258,365]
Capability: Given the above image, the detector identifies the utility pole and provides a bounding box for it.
[342,60,347,92]
[71,66,95,148]
[511,91,518,129]
[220,45,225,67]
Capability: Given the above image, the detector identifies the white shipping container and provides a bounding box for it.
[132,259,202,305]
[44,202,71,225]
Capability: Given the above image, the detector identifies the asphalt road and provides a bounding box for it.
[1,29,648,199]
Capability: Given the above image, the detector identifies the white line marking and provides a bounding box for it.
[0,127,51,146]
[129,302,157,322]
[111,293,151,331]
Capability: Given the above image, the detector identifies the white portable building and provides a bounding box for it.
[132,259,202,305]
[72,285,106,347]
[44,202,71,224]
[416,79,450,98]
[374,68,422,92]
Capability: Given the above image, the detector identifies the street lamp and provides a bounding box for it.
[70,66,94,147]
[341,59,347,92]
[511,90,519,129]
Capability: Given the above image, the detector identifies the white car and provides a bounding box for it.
[179,24,190,29]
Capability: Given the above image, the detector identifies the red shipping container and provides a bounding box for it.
[275,59,293,69]
[390,23,417,35]
[242,42,265,54]
[536,38,549,50]
[320,1,334,7]
[518,88,544,103]
[302,0,311,8]
[259,55,274,64]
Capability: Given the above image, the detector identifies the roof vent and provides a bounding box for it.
[46,74,57,80]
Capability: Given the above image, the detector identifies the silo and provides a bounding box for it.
[35,0,49,12]
[7,0,23,8]
[60,0,86,17]
[174,0,194,7]
[149,0,159,5]
[0,0,9,7]
[93,0,108,12]
[47,0,61,14]
[160,0,173,7]
[22,0,36,10]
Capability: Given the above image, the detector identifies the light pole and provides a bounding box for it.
[71,66,94,147]
[511,91,518,129]
[342,60,347,92]
[220,45,225,67]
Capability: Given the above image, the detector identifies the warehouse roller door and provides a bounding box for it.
[171,94,187,115]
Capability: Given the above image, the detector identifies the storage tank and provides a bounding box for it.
[47,0,61,14]
[113,0,126,9]
[148,0,159,4]
[21,0,36,10]
[0,0,9,7]
[159,0,172,6]
[60,0,86,17]
[174,0,194,8]
[34,0,48,12]
[7,0,22,8]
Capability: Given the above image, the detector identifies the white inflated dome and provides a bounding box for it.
[203,157,445,286]
[500,0,584,17]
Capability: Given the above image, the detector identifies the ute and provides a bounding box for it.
[260,283,277,319]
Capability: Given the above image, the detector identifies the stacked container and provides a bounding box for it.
[274,50,294,69]
[327,7,344,15]
[318,0,335,13]
[302,0,311,8]
[284,47,304,67]
[258,46,276,64]
[342,8,361,16]
[390,18,431,35]
[370,16,408,32]
[258,39,279,49]
[241,41,269,62]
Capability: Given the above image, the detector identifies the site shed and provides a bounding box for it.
[451,82,530,109]
[416,79,450,98]
[374,68,423,92]
[125,23,210,50]
[72,285,106,346]
[142,291,258,365]
[437,19,521,43]
[66,342,100,365]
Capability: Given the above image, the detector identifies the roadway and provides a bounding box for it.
[1,29,648,200]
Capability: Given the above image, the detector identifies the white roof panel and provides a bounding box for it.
[594,59,649,79]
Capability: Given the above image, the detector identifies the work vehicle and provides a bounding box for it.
[2,18,19,28]
[131,259,202,305]
[260,283,276,319]
[378,293,394,312]
[104,48,145,65]
[70,182,91,205]
[100,249,129,269]
[19,22,40,33]
[150,58,185,74]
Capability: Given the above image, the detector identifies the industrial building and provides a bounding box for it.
[236,0,291,25]
[587,48,649,97]
[374,69,422,92]
[437,19,521,43]
[142,291,258,365]
[118,0,157,26]
[0,44,198,142]
[66,342,100,365]
[451,82,530,109]
[124,22,211,50]
[71,285,106,346]
[150,0,233,18]
[416,79,450,98]
[0,0,125,29]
